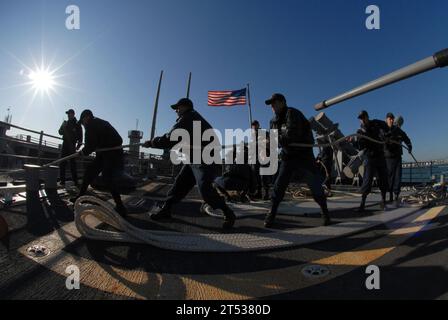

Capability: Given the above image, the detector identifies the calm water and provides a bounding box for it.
[402,164,448,183]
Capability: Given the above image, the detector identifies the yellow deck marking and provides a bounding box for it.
[8,205,445,299]
[80,205,448,299]
[314,206,446,266]
[390,206,445,235]
[413,206,445,222]
[390,226,423,235]
[312,247,395,266]
[177,205,447,299]
[182,277,252,300]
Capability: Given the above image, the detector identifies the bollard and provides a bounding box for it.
[43,166,59,190]
[24,165,52,235]
[24,164,41,193]
[4,192,13,206]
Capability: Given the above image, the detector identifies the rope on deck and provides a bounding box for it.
[73,195,423,253]
[74,195,337,252]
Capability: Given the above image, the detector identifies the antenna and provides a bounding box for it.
[6,107,11,123]
[150,70,164,140]
[186,72,192,98]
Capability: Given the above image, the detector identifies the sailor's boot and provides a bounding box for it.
[222,205,236,229]
[253,187,262,199]
[150,201,173,221]
[380,194,387,211]
[115,204,128,217]
[112,192,128,218]
[264,202,279,228]
[394,194,400,208]
[355,195,367,213]
[316,197,332,226]
[263,189,271,201]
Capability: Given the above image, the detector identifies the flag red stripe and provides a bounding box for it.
[208,97,247,102]
[207,88,247,107]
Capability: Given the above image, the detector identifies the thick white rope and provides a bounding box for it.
[74,195,255,251]
[71,134,417,250]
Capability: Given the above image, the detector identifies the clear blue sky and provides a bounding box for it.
[0,0,447,161]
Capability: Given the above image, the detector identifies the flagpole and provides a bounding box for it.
[246,83,253,127]
[150,70,163,140]
[186,72,192,99]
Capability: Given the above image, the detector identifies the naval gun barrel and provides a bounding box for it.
[315,48,448,111]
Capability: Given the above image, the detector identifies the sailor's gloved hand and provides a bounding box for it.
[142,140,153,148]
[278,135,288,147]
[76,143,82,151]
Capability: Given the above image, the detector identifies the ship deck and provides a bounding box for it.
[1,180,447,300]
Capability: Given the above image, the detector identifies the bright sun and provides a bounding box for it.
[28,67,56,93]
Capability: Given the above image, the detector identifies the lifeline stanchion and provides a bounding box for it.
[0,136,422,179]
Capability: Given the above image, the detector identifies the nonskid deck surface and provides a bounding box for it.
[1,180,439,299]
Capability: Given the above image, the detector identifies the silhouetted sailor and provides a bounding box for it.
[213,145,255,203]
[71,110,127,217]
[265,93,331,228]
[317,145,333,193]
[143,98,236,229]
[259,132,273,200]
[58,108,82,186]
[356,110,389,212]
[250,120,263,199]
[384,112,412,206]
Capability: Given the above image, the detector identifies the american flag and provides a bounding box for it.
[208,88,247,107]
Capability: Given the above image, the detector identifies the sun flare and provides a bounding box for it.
[28,67,56,93]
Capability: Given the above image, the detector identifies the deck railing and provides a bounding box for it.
[402,160,448,184]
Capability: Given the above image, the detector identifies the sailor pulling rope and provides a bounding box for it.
[72,133,420,244]
[0,133,419,179]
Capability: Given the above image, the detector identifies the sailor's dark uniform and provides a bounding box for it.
[357,119,389,204]
[384,125,412,200]
[151,109,235,225]
[267,106,330,225]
